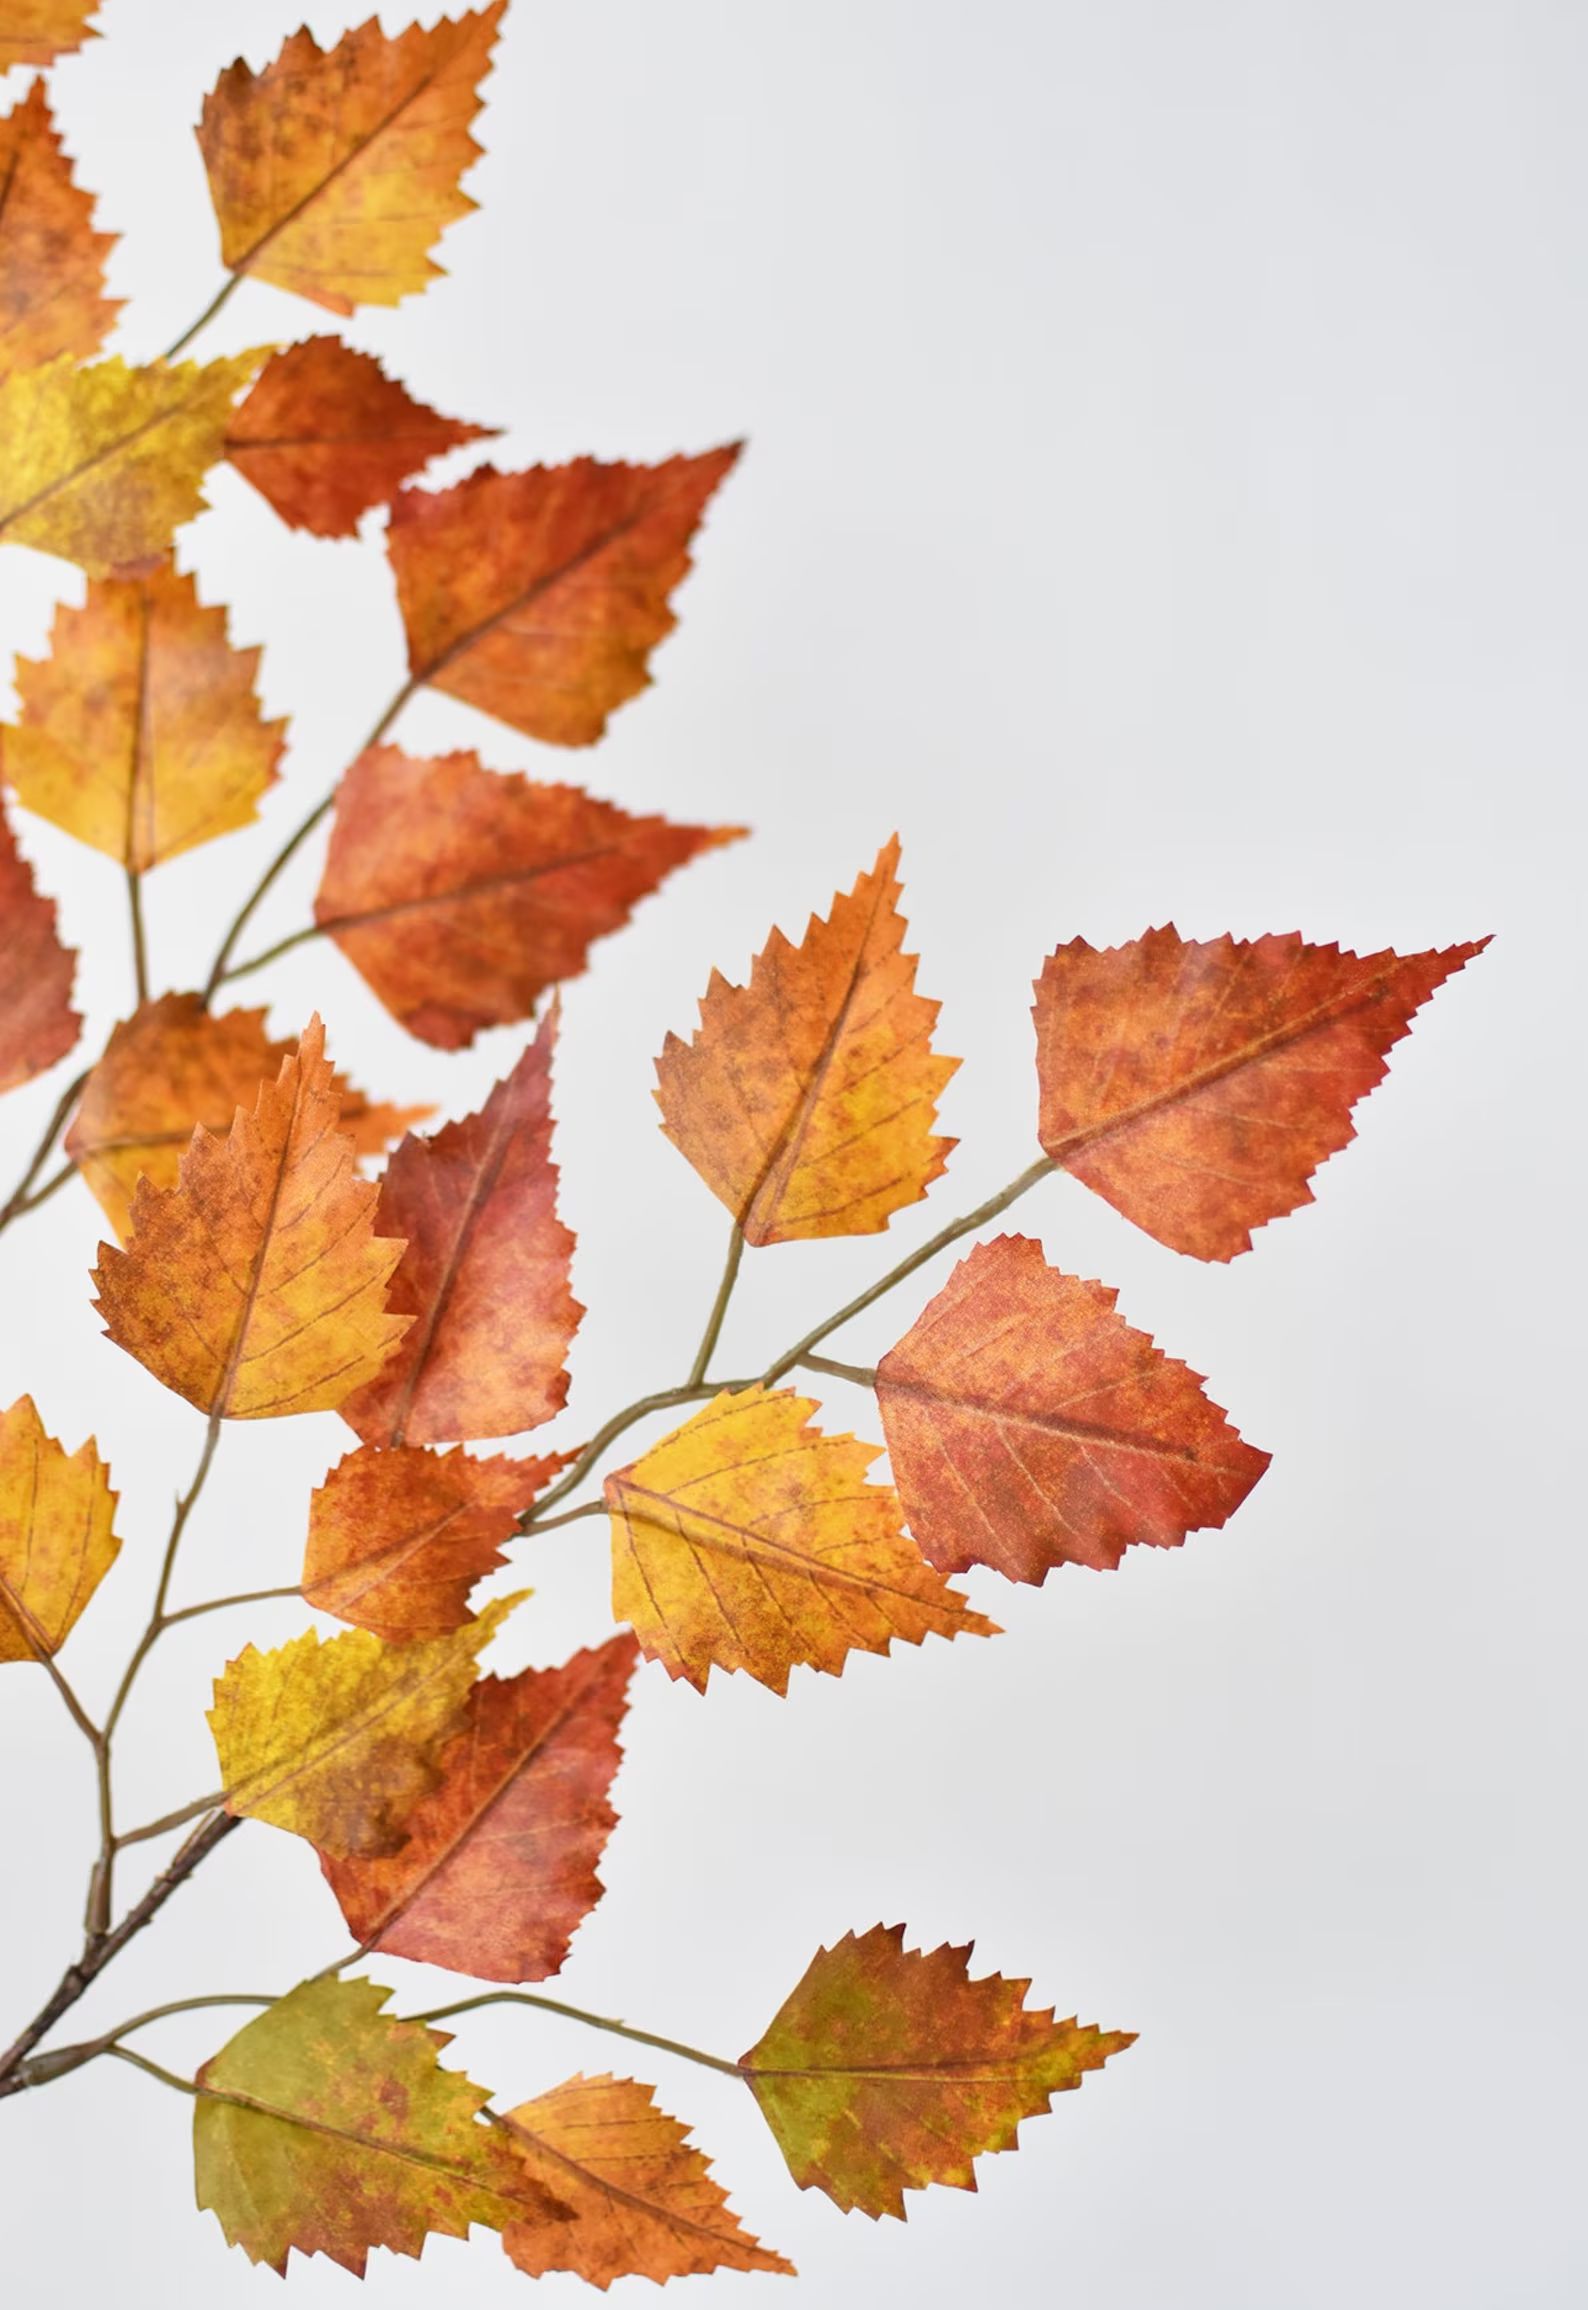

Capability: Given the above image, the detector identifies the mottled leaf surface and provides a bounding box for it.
[316,746,741,1048]
[0,791,77,1092]
[323,1632,636,1980]
[656,837,957,1244]
[877,1234,1270,1582]
[1034,926,1488,1259]
[605,1386,995,1695]
[194,1977,567,2276]
[0,81,119,386]
[742,1925,1133,2217]
[0,1395,117,1662]
[387,447,740,744]
[502,2073,795,2287]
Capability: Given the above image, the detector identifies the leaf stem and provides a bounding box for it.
[414,1990,743,2081]
[160,1583,302,1629]
[517,1383,735,1531]
[7,1996,275,2092]
[107,2044,197,2097]
[687,1220,744,1387]
[0,1067,88,1240]
[798,1352,877,1388]
[201,676,419,1005]
[525,1499,606,1535]
[126,866,149,1005]
[213,922,322,988]
[160,276,241,362]
[760,1155,1057,1383]
[115,1792,229,1851]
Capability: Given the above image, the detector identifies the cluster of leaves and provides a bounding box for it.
[0,1,1486,2292]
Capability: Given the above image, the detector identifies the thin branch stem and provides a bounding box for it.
[687,1220,745,1387]
[214,922,322,989]
[106,2044,197,2097]
[798,1351,877,1388]
[126,867,149,1005]
[761,1156,1057,1383]
[115,1793,228,1851]
[9,1996,275,2092]
[414,1990,742,2081]
[0,1813,239,2096]
[0,1068,88,1239]
[526,1499,606,1535]
[517,1384,735,1531]
[201,676,419,1004]
[160,1584,302,1630]
[160,276,240,361]
[5,1159,75,1219]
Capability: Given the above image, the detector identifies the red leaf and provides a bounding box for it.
[0,790,78,1092]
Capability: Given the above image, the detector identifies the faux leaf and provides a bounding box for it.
[502,2074,795,2288]
[877,1234,1270,1583]
[741,1925,1134,2218]
[1034,926,1489,1260]
[604,1386,995,1695]
[196,3,505,317]
[209,1592,518,1857]
[341,1008,581,1447]
[655,837,957,1245]
[0,351,263,577]
[0,1395,117,1663]
[322,1631,636,1980]
[226,337,494,537]
[5,560,285,869]
[0,3,97,71]
[0,81,119,386]
[0,790,77,1092]
[93,1015,408,1419]
[316,746,743,1048]
[194,1976,567,2277]
[302,1441,572,1640]
[66,993,426,1240]
[387,446,740,745]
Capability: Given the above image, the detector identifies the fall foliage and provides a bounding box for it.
[0,2,1490,2297]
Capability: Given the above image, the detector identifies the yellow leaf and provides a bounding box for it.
[5,560,284,868]
[655,837,958,1244]
[604,1386,995,1695]
[93,1015,408,1420]
[197,3,505,316]
[0,351,263,578]
[209,1593,520,1857]
[0,1395,118,1663]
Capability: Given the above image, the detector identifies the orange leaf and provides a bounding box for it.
[501,2074,795,2287]
[5,561,285,869]
[741,1924,1134,2218]
[226,338,494,537]
[322,1631,636,1979]
[0,3,98,70]
[1034,925,1489,1260]
[876,1234,1270,1584]
[0,790,77,1092]
[655,836,957,1245]
[387,446,740,745]
[0,350,263,577]
[93,1015,408,1419]
[604,1385,995,1695]
[66,993,427,1241]
[0,81,119,387]
[0,1395,118,1663]
[316,746,743,1049]
[341,1007,581,1447]
[303,1441,572,1639]
[196,3,505,316]
[210,1594,518,1856]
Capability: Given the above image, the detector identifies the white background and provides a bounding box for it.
[0,2,1582,2303]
